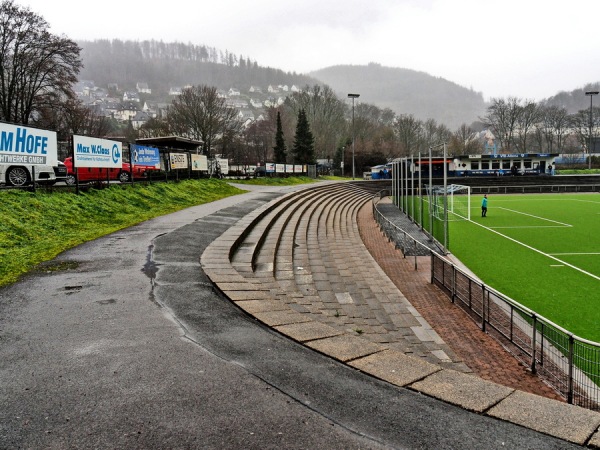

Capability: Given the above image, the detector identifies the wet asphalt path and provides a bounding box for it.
[0,185,579,449]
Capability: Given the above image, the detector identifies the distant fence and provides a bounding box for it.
[372,192,600,410]
[468,183,600,194]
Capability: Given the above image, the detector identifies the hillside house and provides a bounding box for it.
[123,91,140,102]
[116,101,139,121]
[131,111,151,129]
[136,82,151,94]
[238,109,254,121]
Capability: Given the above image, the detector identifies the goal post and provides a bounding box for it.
[447,184,471,221]
[428,184,471,221]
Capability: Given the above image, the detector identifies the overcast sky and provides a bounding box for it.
[19,0,600,101]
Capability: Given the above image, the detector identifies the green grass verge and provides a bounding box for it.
[0,179,246,287]
[229,175,321,186]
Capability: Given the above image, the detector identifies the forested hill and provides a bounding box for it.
[77,40,489,129]
[541,82,600,114]
[309,63,487,129]
[77,39,318,98]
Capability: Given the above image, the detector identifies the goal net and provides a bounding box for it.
[428,184,471,221]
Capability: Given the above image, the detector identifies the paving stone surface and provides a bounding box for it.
[349,349,441,386]
[487,390,600,445]
[359,199,567,402]
[409,368,514,413]
[305,334,386,362]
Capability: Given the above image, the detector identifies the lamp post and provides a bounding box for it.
[586,91,599,169]
[348,93,360,180]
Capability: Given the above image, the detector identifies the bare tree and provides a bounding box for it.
[515,100,540,152]
[570,108,600,156]
[537,105,570,152]
[394,114,422,156]
[0,0,82,124]
[139,116,171,139]
[449,123,481,155]
[284,85,346,160]
[43,99,113,137]
[167,85,241,157]
[482,97,522,152]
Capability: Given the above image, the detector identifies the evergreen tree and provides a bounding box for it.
[292,109,315,164]
[273,111,287,163]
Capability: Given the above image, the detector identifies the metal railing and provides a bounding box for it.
[372,192,600,410]
[371,191,435,271]
[468,183,600,194]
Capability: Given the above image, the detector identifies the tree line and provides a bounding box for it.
[1,0,598,176]
[482,94,600,157]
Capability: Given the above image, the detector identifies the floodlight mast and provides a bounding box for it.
[586,91,599,169]
[348,93,360,180]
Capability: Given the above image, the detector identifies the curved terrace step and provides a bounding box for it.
[200,182,600,447]
[204,182,467,369]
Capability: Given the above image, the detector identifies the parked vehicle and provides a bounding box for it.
[52,161,68,184]
[62,157,158,185]
[0,163,58,186]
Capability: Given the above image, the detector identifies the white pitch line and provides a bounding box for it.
[490,226,568,229]
[497,207,572,227]
[471,221,600,282]
[551,252,600,256]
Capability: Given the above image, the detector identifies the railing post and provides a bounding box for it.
[451,265,456,303]
[468,278,472,309]
[568,334,574,404]
[430,251,434,284]
[413,237,417,271]
[531,314,537,374]
[539,323,544,367]
[481,284,486,332]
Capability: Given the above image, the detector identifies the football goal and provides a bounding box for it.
[429,184,471,221]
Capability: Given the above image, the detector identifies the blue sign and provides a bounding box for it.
[131,144,160,168]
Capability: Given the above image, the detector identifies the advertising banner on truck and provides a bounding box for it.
[0,122,58,166]
[73,135,122,168]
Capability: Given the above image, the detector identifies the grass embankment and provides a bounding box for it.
[230,175,337,185]
[0,179,248,287]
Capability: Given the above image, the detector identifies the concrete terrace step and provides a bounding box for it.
[201,181,600,447]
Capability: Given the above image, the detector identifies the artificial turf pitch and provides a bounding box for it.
[448,193,600,343]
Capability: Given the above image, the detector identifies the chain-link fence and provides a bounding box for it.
[373,192,600,410]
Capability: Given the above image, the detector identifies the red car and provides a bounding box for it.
[62,157,157,185]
